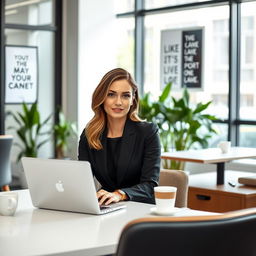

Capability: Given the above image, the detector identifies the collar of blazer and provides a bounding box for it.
[95,118,137,187]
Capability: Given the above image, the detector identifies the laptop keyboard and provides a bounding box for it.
[100,205,114,213]
[99,203,126,213]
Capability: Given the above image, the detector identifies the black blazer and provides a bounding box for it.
[78,119,161,204]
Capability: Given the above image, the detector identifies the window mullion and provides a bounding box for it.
[135,0,144,96]
[0,0,5,134]
[228,0,240,145]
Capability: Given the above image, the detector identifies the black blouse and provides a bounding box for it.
[106,137,122,185]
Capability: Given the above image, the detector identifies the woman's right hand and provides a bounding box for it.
[97,189,122,206]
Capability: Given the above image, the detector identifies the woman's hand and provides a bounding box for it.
[97,189,122,206]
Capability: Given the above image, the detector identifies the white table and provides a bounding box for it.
[162,147,256,185]
[0,190,218,256]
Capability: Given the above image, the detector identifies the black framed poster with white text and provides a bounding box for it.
[5,45,38,104]
[160,27,204,90]
[182,29,202,88]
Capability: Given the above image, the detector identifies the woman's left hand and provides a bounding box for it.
[97,189,122,206]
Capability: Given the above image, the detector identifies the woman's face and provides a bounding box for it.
[103,79,134,121]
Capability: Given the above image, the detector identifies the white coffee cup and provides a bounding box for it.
[218,141,231,154]
[154,186,177,213]
[0,192,19,216]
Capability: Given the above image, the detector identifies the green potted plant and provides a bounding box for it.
[7,102,51,162]
[139,83,218,170]
[54,109,77,159]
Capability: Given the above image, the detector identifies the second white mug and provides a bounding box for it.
[0,192,19,216]
[218,141,231,153]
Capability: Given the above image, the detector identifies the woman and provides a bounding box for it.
[78,68,161,205]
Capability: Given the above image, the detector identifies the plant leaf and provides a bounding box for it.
[159,83,172,103]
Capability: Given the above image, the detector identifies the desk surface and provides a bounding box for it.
[1,190,218,256]
[161,147,256,164]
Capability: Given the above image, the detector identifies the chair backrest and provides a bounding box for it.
[116,208,256,256]
[159,169,188,207]
[0,135,13,187]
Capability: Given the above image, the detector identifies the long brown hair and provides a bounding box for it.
[85,68,141,150]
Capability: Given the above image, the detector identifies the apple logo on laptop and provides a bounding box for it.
[55,180,64,192]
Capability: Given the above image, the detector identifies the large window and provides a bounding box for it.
[116,0,256,149]
[4,29,55,158]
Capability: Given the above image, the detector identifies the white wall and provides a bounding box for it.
[78,0,118,134]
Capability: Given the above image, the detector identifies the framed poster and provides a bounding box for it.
[160,27,204,90]
[5,45,38,104]
[182,29,203,89]
[160,29,182,90]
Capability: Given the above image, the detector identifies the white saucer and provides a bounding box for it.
[150,207,181,216]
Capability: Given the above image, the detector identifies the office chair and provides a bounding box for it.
[116,207,256,256]
[0,135,13,191]
[159,169,188,207]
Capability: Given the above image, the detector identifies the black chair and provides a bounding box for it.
[116,208,256,256]
[0,135,13,191]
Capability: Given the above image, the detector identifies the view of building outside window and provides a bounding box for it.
[240,2,256,120]
[240,125,256,147]
[239,2,256,147]
[145,0,210,9]
[114,0,134,13]
[115,17,135,77]
[5,0,54,26]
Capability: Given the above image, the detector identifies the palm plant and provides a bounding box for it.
[7,102,51,162]
[139,83,218,170]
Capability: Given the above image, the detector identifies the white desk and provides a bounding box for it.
[0,190,217,256]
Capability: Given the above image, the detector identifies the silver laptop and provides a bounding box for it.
[21,157,126,215]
